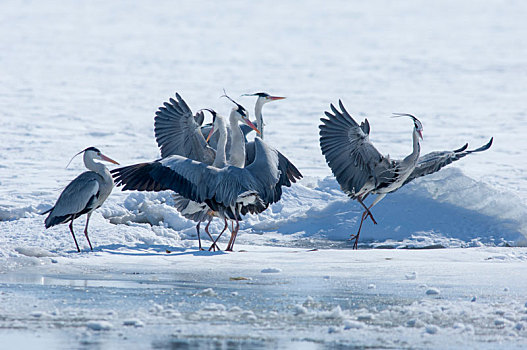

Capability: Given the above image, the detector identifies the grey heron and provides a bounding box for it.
[201,91,285,146]
[154,92,301,250]
[319,101,493,249]
[41,147,119,252]
[111,125,282,252]
[240,92,286,139]
[153,93,260,250]
[209,93,302,250]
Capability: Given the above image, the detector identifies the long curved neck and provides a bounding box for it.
[228,111,246,168]
[212,118,228,168]
[84,154,111,181]
[254,98,265,139]
[403,128,421,166]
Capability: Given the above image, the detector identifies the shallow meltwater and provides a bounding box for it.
[0,269,417,349]
[0,263,526,350]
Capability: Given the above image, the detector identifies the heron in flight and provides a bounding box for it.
[152,93,260,250]
[42,147,119,252]
[319,101,493,249]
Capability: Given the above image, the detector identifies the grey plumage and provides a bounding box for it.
[44,172,103,228]
[112,138,279,220]
[153,94,223,249]
[114,93,285,250]
[122,92,300,251]
[111,137,279,251]
[320,101,492,248]
[402,138,493,187]
[42,147,119,252]
[244,141,302,205]
[320,101,392,201]
[205,92,302,204]
[154,93,215,164]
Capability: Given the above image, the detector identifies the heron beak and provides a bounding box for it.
[269,96,286,101]
[100,153,119,165]
[206,126,215,143]
[243,118,261,135]
[418,130,423,140]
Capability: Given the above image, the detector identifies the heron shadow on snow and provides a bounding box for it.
[94,243,227,257]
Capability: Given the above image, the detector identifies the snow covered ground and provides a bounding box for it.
[1,0,527,348]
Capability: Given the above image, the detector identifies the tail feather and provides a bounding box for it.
[45,213,71,228]
[40,206,54,216]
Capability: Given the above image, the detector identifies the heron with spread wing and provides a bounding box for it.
[152,93,259,250]
[111,114,281,251]
[156,91,301,250]
[319,101,493,249]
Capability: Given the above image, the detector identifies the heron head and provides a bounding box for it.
[66,147,119,168]
[86,147,120,165]
[242,92,286,104]
[392,113,423,140]
[221,90,261,135]
[200,109,219,142]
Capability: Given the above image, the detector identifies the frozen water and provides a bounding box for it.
[1,0,527,348]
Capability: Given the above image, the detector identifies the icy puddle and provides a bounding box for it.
[1,247,526,349]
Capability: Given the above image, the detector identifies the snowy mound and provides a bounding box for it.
[99,168,527,249]
[1,168,525,260]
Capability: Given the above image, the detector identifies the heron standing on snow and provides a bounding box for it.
[42,147,119,252]
[153,92,300,251]
[153,93,260,250]
[111,111,282,252]
[319,101,493,249]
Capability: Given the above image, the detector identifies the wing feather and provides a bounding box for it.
[46,172,101,222]
[112,156,261,209]
[154,93,216,164]
[319,102,387,197]
[402,138,493,186]
[245,139,302,204]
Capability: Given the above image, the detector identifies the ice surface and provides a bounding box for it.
[1,0,527,348]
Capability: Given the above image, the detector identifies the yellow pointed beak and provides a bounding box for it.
[206,126,215,143]
[100,153,119,165]
[244,118,261,135]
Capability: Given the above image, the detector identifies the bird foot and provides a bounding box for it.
[349,234,360,250]
[366,212,377,225]
[208,243,221,252]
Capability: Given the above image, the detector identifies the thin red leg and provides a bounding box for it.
[69,220,81,253]
[357,197,377,225]
[196,222,204,250]
[84,213,93,251]
[350,210,368,250]
[209,218,228,251]
[204,218,220,251]
[226,216,240,252]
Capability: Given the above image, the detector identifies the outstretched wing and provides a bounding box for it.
[112,156,260,209]
[403,137,493,186]
[319,100,387,198]
[154,93,215,164]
